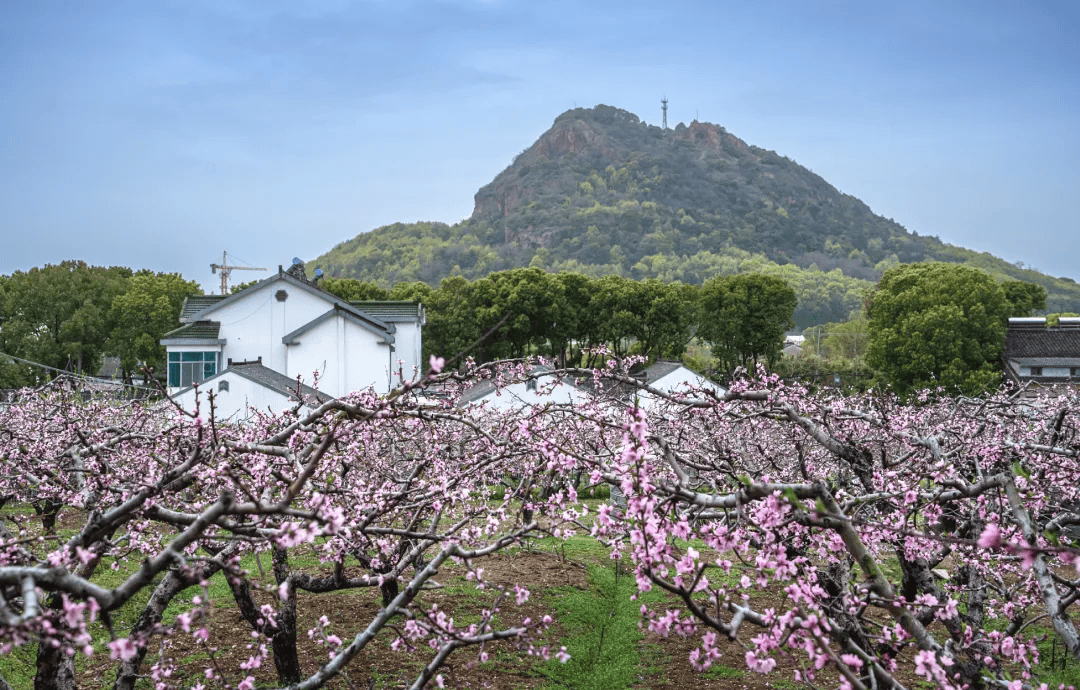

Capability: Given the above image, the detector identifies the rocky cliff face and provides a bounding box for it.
[472,106,771,226]
[473,111,624,221]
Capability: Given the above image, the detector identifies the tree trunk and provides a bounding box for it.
[35,643,76,690]
[271,547,303,684]
[113,558,228,690]
[226,568,302,685]
[33,499,63,532]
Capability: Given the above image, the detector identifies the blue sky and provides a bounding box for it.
[2,0,1077,291]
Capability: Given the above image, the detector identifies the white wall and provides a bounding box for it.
[467,378,590,412]
[286,313,392,396]
[170,371,313,423]
[209,280,331,374]
[390,322,423,384]
[639,367,725,408]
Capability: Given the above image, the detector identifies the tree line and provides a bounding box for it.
[0,259,1054,397]
[323,269,798,375]
[0,261,201,387]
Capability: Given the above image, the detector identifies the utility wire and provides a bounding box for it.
[0,352,156,391]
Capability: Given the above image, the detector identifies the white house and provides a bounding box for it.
[636,361,725,408]
[161,261,424,421]
[456,365,591,411]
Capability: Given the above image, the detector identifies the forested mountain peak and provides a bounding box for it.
[470,104,891,277]
[312,104,1080,327]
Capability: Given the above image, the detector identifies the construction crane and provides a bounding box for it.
[210,251,266,296]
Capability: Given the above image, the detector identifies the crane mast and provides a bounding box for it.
[210,251,266,295]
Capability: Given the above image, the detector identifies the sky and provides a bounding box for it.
[2,0,1078,292]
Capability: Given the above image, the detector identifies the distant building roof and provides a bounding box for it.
[642,360,683,385]
[281,305,394,345]
[169,360,330,406]
[1005,328,1080,359]
[179,271,388,331]
[180,296,226,322]
[162,321,222,340]
[457,364,587,405]
[228,361,328,404]
[782,343,804,357]
[349,301,426,324]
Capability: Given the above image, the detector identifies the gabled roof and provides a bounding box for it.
[228,362,328,403]
[162,321,222,340]
[180,296,226,322]
[179,270,393,336]
[1005,328,1080,359]
[348,301,426,324]
[642,360,684,384]
[282,305,395,345]
[169,361,330,406]
[457,365,587,405]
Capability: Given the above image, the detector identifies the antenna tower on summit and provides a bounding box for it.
[661,97,668,130]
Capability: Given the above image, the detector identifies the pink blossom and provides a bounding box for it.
[107,638,139,662]
[977,523,1002,549]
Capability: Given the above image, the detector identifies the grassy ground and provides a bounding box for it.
[3,502,1080,689]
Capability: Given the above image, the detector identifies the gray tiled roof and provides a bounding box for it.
[643,360,684,385]
[179,273,392,337]
[163,321,221,340]
[180,296,226,322]
[228,362,329,404]
[349,301,424,323]
[1005,328,1080,358]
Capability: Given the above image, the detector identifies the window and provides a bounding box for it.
[168,351,218,387]
[1072,367,1080,377]
[1029,366,1043,376]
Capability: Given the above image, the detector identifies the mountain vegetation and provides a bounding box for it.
[312,105,1080,328]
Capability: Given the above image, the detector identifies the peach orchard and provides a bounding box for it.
[1,358,1079,690]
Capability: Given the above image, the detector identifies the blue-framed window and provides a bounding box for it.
[168,351,218,387]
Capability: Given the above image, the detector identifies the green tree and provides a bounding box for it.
[866,263,1008,396]
[322,278,390,302]
[417,277,482,364]
[469,268,562,361]
[631,280,698,361]
[108,272,202,383]
[697,274,797,376]
[551,272,598,367]
[589,275,645,359]
[1,262,132,384]
[819,312,869,361]
[1002,280,1047,317]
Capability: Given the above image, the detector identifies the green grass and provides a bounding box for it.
[1030,627,1080,688]
[537,562,663,690]
[0,640,37,690]
[702,663,746,679]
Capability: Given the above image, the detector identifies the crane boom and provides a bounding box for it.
[210,251,267,295]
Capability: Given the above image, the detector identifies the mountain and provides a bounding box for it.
[312,105,1080,328]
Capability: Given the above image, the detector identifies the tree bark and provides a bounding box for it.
[113,550,232,690]
[271,547,303,684]
[35,643,76,690]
